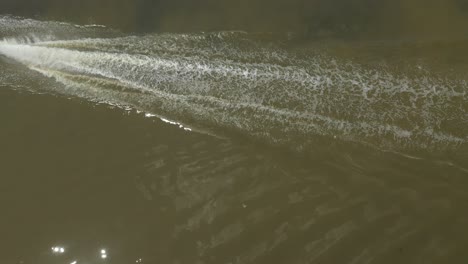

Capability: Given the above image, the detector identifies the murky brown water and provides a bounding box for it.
[1,9,468,264]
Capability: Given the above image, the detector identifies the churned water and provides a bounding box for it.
[1,15,468,264]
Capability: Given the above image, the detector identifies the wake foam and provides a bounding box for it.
[0,16,467,152]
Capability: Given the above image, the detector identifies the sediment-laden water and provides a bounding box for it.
[1,15,468,264]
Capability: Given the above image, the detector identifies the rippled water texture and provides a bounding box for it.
[1,16,468,264]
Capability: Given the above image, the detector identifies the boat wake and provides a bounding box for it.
[1,16,467,153]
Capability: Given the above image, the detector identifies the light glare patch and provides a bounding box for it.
[51,246,65,254]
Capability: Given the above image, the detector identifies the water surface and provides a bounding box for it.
[1,15,468,264]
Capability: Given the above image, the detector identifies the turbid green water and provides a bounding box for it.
[1,13,468,264]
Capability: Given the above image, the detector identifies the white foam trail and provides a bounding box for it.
[0,17,467,151]
[0,15,118,42]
